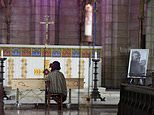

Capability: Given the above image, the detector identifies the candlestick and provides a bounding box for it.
[91,58,105,101]
[0,58,7,114]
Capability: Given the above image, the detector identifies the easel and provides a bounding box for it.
[129,76,146,85]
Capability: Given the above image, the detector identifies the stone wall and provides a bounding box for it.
[0,0,55,45]
[101,0,140,88]
[146,0,154,70]
[0,0,144,88]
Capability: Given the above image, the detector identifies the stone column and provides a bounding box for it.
[101,0,130,88]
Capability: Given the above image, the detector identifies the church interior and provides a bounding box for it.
[0,0,154,115]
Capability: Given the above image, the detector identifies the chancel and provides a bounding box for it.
[0,0,154,115]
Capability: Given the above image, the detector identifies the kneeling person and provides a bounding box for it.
[46,61,67,102]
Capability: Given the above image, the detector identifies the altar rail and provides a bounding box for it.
[11,78,84,106]
[117,84,154,115]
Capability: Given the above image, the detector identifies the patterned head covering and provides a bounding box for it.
[49,61,61,71]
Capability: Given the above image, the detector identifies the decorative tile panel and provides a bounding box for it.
[42,48,51,57]
[51,48,61,57]
[12,48,21,56]
[81,49,90,58]
[61,48,71,57]
[3,48,11,56]
[21,48,31,56]
[32,48,41,57]
[72,49,80,57]
[0,45,102,58]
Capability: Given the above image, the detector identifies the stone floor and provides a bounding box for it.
[4,87,120,105]
[4,108,118,115]
[4,87,120,115]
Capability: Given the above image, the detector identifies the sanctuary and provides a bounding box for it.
[0,44,102,104]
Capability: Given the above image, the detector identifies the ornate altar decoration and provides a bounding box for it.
[0,44,102,104]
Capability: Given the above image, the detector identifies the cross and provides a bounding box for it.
[40,15,54,45]
[40,16,54,78]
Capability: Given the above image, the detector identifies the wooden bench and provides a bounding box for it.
[45,81,63,110]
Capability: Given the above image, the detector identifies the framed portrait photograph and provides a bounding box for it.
[127,49,149,78]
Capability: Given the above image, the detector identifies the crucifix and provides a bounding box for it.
[40,15,54,46]
[40,16,54,77]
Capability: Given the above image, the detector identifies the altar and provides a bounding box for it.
[0,44,102,104]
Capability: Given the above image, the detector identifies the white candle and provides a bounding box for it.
[1,49,3,58]
[94,51,97,59]
[85,4,93,36]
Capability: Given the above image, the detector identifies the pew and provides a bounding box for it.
[117,83,154,115]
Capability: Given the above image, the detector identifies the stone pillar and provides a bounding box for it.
[101,0,141,88]
[101,0,129,88]
[146,0,154,73]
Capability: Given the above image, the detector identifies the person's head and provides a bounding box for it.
[49,61,61,71]
[132,51,141,62]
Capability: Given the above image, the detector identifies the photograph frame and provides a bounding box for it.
[127,49,149,78]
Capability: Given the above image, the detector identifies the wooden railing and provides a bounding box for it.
[11,78,84,106]
[117,83,154,115]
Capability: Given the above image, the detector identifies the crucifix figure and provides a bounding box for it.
[40,15,54,46]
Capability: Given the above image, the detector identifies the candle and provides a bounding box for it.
[1,49,3,58]
[94,51,97,59]
[85,4,93,36]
